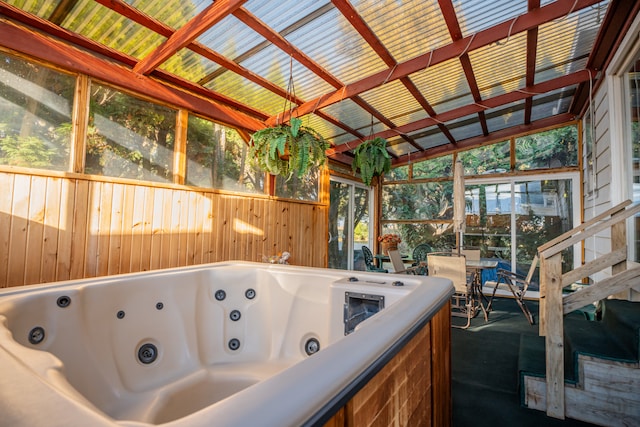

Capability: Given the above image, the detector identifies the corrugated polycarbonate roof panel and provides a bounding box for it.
[447,115,484,141]
[158,48,211,82]
[320,99,380,132]
[239,45,335,100]
[197,14,264,61]
[454,0,527,37]
[535,3,607,82]
[387,140,416,157]
[485,100,525,133]
[413,131,451,150]
[469,31,527,99]
[410,58,472,114]
[204,74,281,116]
[62,0,165,59]
[352,0,452,63]
[299,114,348,143]
[4,0,57,19]
[358,80,424,125]
[283,3,388,85]
[530,86,577,122]
[129,0,211,28]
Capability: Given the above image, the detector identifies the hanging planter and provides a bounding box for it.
[249,55,329,180]
[249,116,329,179]
[351,136,391,186]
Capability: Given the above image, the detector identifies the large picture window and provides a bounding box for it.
[86,83,176,182]
[186,115,264,193]
[0,52,75,171]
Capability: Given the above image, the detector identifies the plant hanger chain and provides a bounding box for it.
[280,54,297,125]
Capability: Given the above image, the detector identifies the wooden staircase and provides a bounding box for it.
[520,200,640,425]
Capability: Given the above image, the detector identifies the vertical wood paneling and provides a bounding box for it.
[56,179,75,281]
[69,179,89,280]
[108,183,124,275]
[0,173,14,286]
[119,185,135,274]
[24,176,46,285]
[140,185,154,272]
[41,177,62,283]
[96,182,113,277]
[0,171,328,286]
[7,174,30,286]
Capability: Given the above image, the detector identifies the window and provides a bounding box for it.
[0,52,75,171]
[186,115,264,193]
[515,125,578,170]
[458,141,510,175]
[87,83,176,182]
[275,169,321,201]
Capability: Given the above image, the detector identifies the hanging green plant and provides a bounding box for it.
[249,117,330,180]
[351,137,391,186]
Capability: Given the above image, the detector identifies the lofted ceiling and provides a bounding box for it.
[1,0,638,168]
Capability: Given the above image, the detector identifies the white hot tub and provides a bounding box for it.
[0,261,453,427]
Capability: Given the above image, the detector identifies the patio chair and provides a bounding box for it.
[410,243,432,275]
[428,252,482,329]
[484,255,537,325]
[387,249,420,274]
[361,246,388,273]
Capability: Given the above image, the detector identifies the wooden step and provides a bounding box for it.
[522,354,640,426]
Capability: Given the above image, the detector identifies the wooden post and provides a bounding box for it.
[611,221,628,299]
[543,252,565,419]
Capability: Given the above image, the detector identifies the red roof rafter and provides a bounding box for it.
[524,0,541,124]
[134,0,248,75]
[270,0,603,127]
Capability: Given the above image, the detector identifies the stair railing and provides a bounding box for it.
[537,199,640,419]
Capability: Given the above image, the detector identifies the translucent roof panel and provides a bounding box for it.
[130,0,211,28]
[469,31,527,99]
[412,131,450,150]
[352,0,452,63]
[300,114,348,143]
[158,48,211,82]
[410,58,472,114]
[320,99,381,133]
[535,3,607,83]
[447,115,484,141]
[204,75,281,117]
[454,0,527,37]
[238,45,335,100]
[281,4,388,85]
[62,1,166,59]
[387,140,417,157]
[485,101,525,133]
[197,14,264,60]
[358,80,425,126]
[530,86,577,122]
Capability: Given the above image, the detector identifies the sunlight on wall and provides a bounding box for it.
[233,218,264,236]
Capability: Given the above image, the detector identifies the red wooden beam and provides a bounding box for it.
[270,0,603,125]
[524,0,541,124]
[327,69,590,155]
[134,0,247,75]
[0,18,265,132]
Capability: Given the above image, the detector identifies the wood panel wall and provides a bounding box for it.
[323,303,451,427]
[0,170,328,287]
